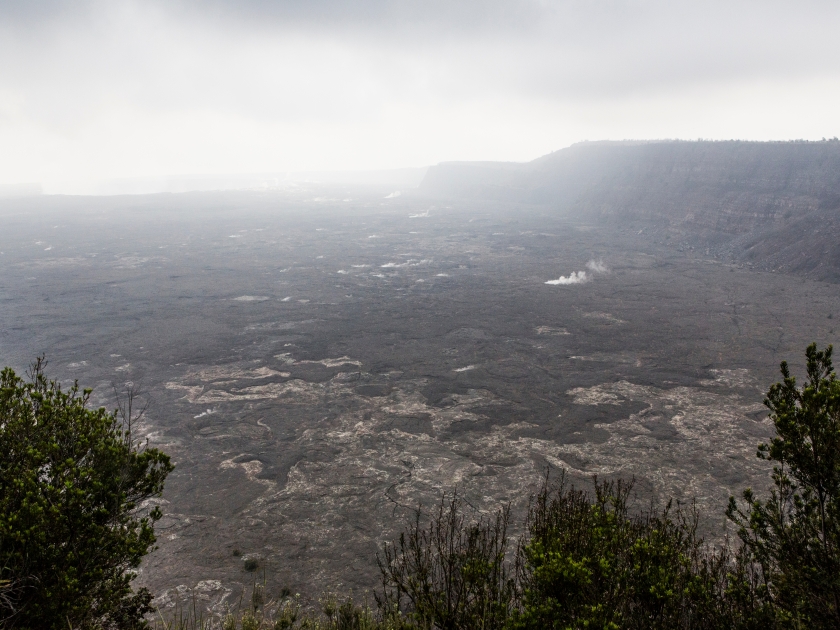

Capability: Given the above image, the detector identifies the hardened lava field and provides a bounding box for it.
[1,189,837,610]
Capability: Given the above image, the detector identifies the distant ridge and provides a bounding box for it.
[420,140,840,281]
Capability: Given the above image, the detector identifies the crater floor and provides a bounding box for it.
[1,189,837,611]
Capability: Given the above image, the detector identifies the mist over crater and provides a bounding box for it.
[2,143,838,610]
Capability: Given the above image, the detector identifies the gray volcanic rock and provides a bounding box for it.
[420,140,840,280]
[2,185,839,615]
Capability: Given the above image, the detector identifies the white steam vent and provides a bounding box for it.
[545,271,589,285]
[545,259,608,286]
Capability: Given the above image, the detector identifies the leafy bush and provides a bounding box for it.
[0,358,173,629]
[728,343,840,628]
[509,474,773,630]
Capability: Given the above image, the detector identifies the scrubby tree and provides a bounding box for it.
[372,474,769,630]
[728,343,840,628]
[377,493,515,630]
[0,358,173,629]
[507,473,766,630]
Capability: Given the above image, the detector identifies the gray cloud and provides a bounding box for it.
[1,0,839,192]
[0,0,553,33]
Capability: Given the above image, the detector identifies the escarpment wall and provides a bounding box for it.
[420,140,840,280]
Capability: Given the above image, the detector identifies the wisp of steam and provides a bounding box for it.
[586,259,609,274]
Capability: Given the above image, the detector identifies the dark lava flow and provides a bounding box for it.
[1,189,837,610]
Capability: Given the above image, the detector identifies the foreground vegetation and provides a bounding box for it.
[0,359,173,629]
[2,344,839,628]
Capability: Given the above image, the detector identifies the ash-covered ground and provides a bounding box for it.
[1,188,838,612]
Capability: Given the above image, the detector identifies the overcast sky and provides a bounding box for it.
[2,0,839,192]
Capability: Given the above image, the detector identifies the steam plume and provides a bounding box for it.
[545,258,608,285]
[545,271,589,285]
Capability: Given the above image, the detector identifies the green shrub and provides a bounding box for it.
[728,343,840,628]
[0,358,173,628]
[508,474,772,630]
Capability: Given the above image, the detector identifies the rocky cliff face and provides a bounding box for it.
[420,141,840,281]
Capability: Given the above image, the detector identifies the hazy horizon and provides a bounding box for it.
[3,0,840,194]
